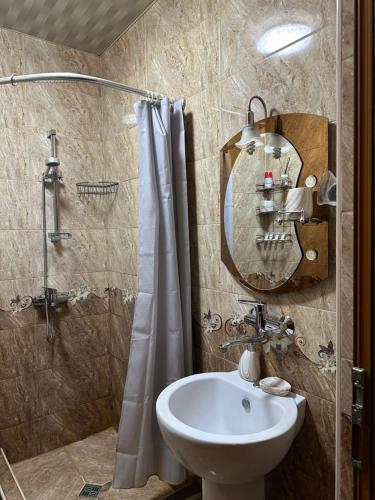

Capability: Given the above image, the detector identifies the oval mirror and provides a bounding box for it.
[221,113,329,293]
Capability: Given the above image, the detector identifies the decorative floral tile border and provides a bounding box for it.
[201,309,336,374]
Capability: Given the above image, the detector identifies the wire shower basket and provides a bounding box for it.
[76,181,119,195]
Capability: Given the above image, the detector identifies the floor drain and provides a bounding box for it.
[79,483,102,498]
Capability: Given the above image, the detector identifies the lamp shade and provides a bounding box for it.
[263,132,292,155]
[235,125,263,149]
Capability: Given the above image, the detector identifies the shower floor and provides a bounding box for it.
[11,428,201,500]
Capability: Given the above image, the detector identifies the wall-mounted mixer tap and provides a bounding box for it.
[218,299,294,353]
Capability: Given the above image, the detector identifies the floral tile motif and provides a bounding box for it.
[202,309,222,334]
[200,310,336,374]
[294,339,336,373]
[9,295,32,314]
[68,282,95,305]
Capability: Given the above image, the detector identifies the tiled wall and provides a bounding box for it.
[0,1,346,497]
[339,0,355,498]
[100,1,337,498]
[0,28,115,462]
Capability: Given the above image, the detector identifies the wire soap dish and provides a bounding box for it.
[76,181,119,195]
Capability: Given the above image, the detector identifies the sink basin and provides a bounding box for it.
[156,370,305,500]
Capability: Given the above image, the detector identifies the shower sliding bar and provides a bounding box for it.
[0,72,185,107]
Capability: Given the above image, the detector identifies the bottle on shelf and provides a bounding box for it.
[264,171,273,189]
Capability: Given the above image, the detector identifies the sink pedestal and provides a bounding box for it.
[202,477,264,500]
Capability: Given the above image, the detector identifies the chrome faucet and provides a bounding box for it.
[218,299,294,353]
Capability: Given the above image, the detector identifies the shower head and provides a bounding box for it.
[45,129,60,169]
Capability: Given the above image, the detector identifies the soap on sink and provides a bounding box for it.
[259,377,291,397]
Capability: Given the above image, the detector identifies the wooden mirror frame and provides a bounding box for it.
[220,112,329,294]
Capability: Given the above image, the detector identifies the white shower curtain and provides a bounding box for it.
[113,98,192,489]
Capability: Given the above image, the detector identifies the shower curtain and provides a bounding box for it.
[113,98,192,489]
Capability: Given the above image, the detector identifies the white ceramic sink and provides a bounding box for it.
[156,370,305,500]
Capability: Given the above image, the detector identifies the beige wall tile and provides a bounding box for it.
[219,0,335,78]
[341,56,355,212]
[107,227,138,275]
[221,26,336,122]
[187,157,220,226]
[340,211,354,360]
[190,224,221,289]
[47,229,108,275]
[342,0,355,60]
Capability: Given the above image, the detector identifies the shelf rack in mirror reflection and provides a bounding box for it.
[255,232,293,244]
[256,207,307,224]
[256,178,291,192]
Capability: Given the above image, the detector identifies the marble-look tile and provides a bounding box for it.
[0,450,25,500]
[342,0,355,60]
[146,20,218,99]
[0,230,43,280]
[21,34,101,97]
[281,391,336,486]
[102,19,146,86]
[341,56,355,212]
[29,181,109,230]
[103,476,175,499]
[261,346,336,403]
[184,86,220,163]
[340,414,353,499]
[266,465,334,500]
[0,324,45,380]
[0,180,31,229]
[107,228,138,275]
[35,397,113,456]
[26,128,105,183]
[12,447,82,500]
[0,374,39,428]
[0,303,43,331]
[110,355,127,426]
[0,420,39,463]
[0,28,23,74]
[221,25,336,123]
[47,229,108,276]
[36,314,110,369]
[340,211,354,360]
[106,179,139,229]
[65,428,117,484]
[190,225,221,289]
[108,278,138,317]
[101,88,139,134]
[143,0,217,49]
[110,313,132,362]
[187,157,220,226]
[24,84,102,142]
[102,127,139,182]
[35,355,111,417]
[0,128,28,180]
[195,349,237,374]
[280,304,336,366]
[219,0,336,78]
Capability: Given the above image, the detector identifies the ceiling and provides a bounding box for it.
[0,0,154,55]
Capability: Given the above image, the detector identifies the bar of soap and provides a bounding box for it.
[259,377,291,397]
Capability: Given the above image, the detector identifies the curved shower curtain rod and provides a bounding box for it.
[0,71,185,107]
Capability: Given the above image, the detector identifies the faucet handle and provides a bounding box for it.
[238,299,267,314]
[238,299,266,306]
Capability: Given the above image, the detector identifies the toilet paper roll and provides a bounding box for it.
[284,187,313,220]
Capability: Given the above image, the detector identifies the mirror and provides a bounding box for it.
[221,113,329,294]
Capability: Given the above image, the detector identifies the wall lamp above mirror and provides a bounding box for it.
[236,95,291,160]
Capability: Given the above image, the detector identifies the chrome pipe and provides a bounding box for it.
[0,72,185,107]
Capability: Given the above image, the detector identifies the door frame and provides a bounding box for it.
[355,0,374,498]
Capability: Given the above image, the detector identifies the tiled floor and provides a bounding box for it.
[11,428,201,500]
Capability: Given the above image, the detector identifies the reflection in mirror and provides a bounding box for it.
[224,133,303,291]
